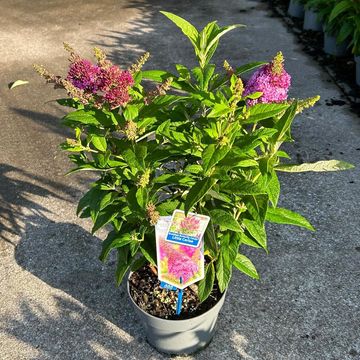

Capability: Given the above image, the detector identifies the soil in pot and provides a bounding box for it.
[128,264,222,320]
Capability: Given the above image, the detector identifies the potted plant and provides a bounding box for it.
[314,0,351,56]
[303,0,323,31]
[328,0,360,85]
[34,11,353,355]
[288,0,305,19]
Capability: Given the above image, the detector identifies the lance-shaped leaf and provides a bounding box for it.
[266,207,315,231]
[242,219,267,250]
[184,177,217,214]
[210,209,242,232]
[216,232,240,292]
[160,11,199,49]
[266,171,280,207]
[273,101,297,142]
[221,179,267,195]
[276,160,354,172]
[116,246,131,286]
[99,232,133,262]
[202,144,230,174]
[233,253,259,279]
[198,262,215,302]
[244,103,289,124]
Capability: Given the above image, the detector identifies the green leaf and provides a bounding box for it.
[210,209,242,232]
[273,101,297,142]
[99,232,132,262]
[91,135,107,152]
[160,11,199,49]
[116,246,130,286]
[62,109,113,127]
[239,232,262,249]
[56,98,81,108]
[276,160,354,172]
[216,232,240,292]
[184,177,217,214]
[211,62,266,90]
[62,109,100,126]
[266,207,315,231]
[140,246,156,266]
[156,200,181,216]
[141,70,191,91]
[123,104,139,121]
[202,144,230,174]
[197,262,215,302]
[329,1,352,22]
[245,103,289,124]
[201,208,219,257]
[153,173,195,186]
[185,164,203,174]
[76,186,100,215]
[267,171,280,207]
[234,61,267,76]
[203,64,216,90]
[135,187,148,209]
[221,179,267,195]
[204,24,245,59]
[91,206,119,234]
[242,219,267,250]
[122,148,144,172]
[208,103,231,118]
[131,256,147,272]
[176,63,191,80]
[233,253,259,279]
[244,194,269,225]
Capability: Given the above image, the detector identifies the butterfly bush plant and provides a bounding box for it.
[35,12,353,303]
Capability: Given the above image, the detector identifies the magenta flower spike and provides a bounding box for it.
[244,51,291,105]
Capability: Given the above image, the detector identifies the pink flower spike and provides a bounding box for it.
[243,51,291,105]
[67,59,101,92]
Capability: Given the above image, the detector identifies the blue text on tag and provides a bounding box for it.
[166,232,200,247]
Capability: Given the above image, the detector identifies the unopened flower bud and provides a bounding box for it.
[271,51,284,75]
[296,95,320,114]
[146,202,160,226]
[124,120,138,141]
[223,60,234,76]
[138,169,151,188]
[129,52,150,75]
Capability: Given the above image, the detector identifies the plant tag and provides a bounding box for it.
[155,214,208,289]
[160,281,178,291]
[165,210,210,248]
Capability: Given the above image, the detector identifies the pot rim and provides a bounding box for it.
[127,271,227,324]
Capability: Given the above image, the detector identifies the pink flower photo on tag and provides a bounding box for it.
[156,216,205,289]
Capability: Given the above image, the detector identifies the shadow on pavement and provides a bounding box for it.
[0,164,76,247]
[10,107,72,139]
[0,294,144,360]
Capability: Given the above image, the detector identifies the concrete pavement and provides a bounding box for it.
[0,0,359,359]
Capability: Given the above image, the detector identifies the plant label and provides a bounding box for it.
[155,212,209,289]
[165,210,210,247]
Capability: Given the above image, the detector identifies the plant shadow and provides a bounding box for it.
[0,163,77,249]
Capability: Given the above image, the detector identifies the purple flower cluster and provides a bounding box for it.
[244,52,291,106]
[66,58,134,109]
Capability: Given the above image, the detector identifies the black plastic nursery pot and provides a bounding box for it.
[127,273,227,355]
